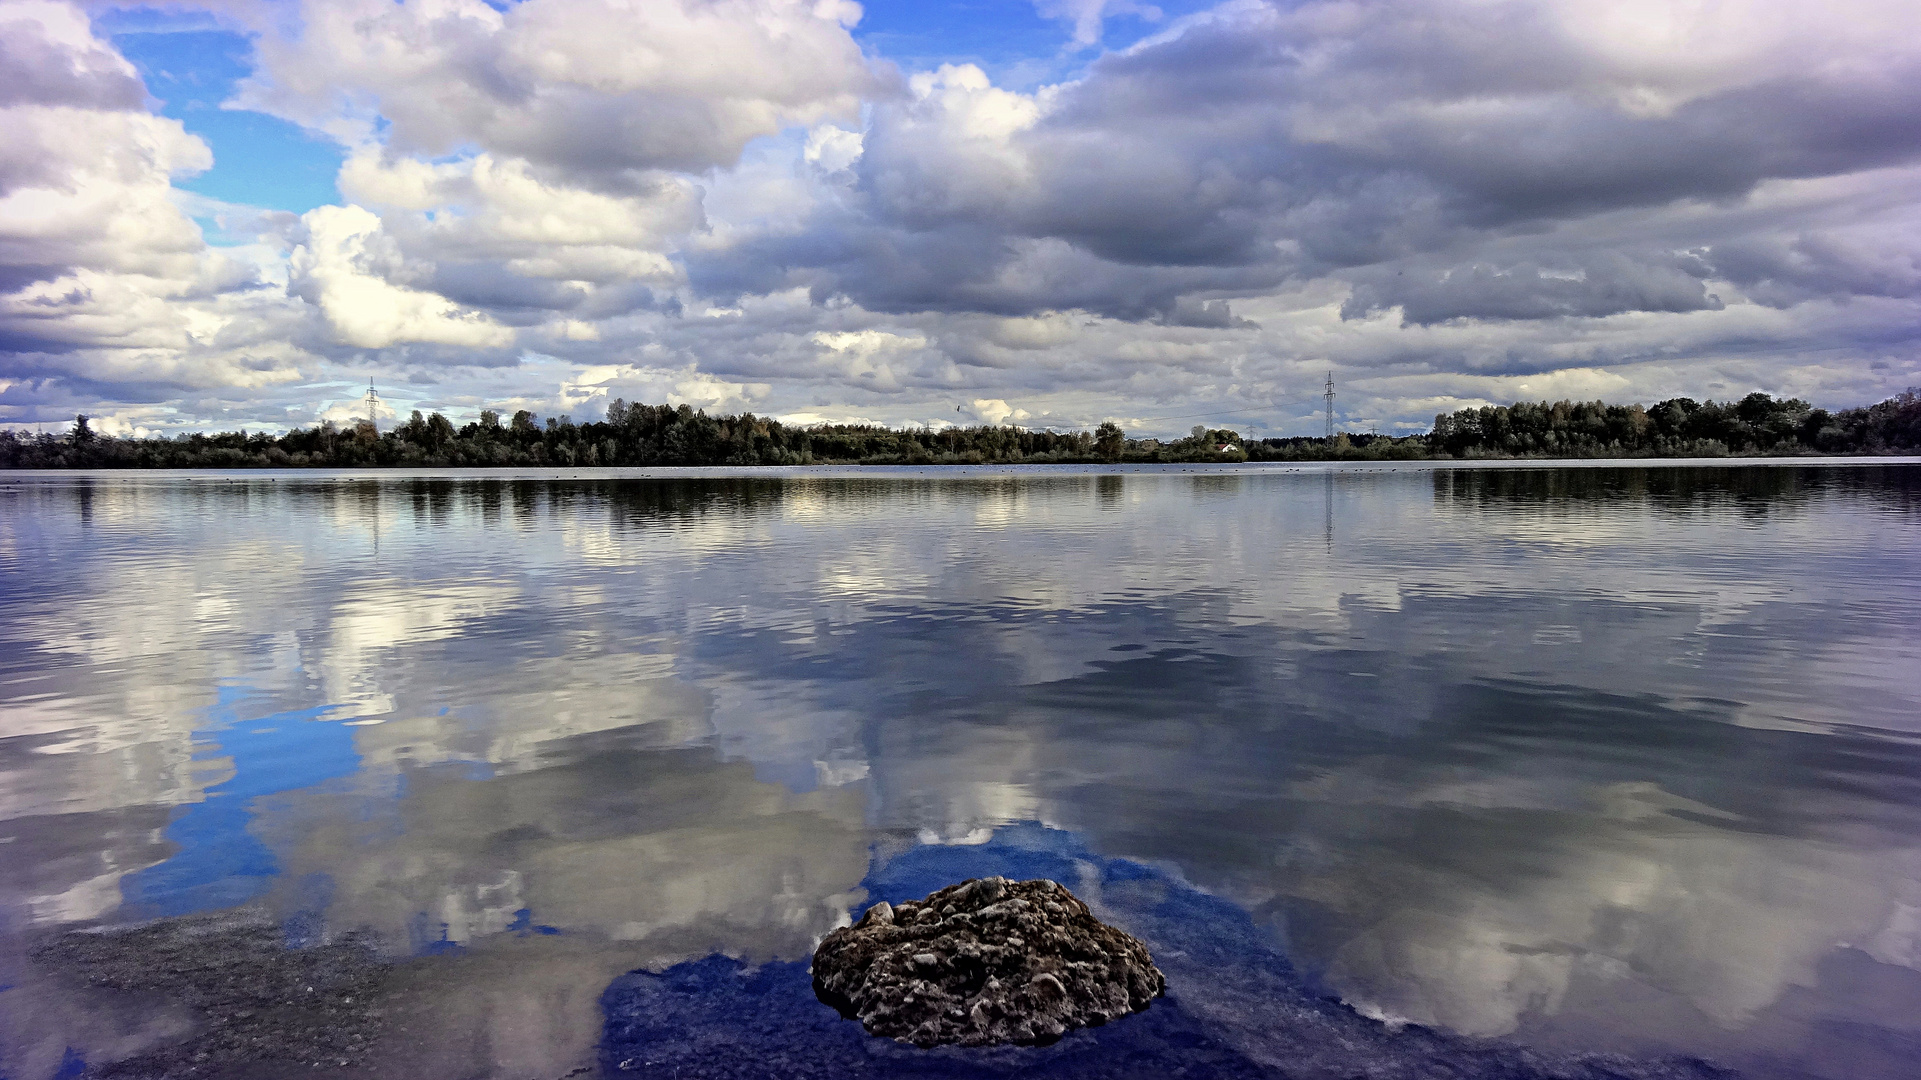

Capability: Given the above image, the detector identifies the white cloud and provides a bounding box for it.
[802,124,863,173]
[0,107,210,279]
[233,0,883,174]
[6,0,1921,435]
[289,204,514,350]
[340,151,697,265]
[810,328,932,392]
[964,398,1029,425]
[669,368,771,411]
[0,1,326,411]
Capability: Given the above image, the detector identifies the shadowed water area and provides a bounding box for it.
[1,463,1918,1079]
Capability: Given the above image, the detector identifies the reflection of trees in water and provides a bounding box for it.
[600,478,785,531]
[267,475,1143,534]
[598,475,1138,532]
[71,477,94,527]
[16,476,781,535]
[1432,464,1921,518]
[403,478,455,529]
[72,465,1913,542]
[1187,474,1245,497]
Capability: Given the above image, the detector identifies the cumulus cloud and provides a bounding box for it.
[810,328,932,392]
[4,0,1921,434]
[0,110,205,290]
[964,398,1029,425]
[233,0,884,178]
[288,205,515,350]
[0,0,324,419]
[802,125,863,174]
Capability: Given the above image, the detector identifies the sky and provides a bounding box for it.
[1,0,1918,440]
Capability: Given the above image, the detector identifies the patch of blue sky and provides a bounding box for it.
[118,687,362,920]
[110,26,343,216]
[92,0,1226,226]
[856,0,1221,87]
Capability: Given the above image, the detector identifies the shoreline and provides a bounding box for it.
[3,455,1919,482]
[10,830,1743,1080]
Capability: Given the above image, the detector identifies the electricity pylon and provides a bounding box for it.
[1323,372,1336,439]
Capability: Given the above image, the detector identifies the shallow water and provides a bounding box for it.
[1,462,1918,1079]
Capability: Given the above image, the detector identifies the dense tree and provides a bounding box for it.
[1,391,1914,469]
[1245,432,1431,462]
[1427,390,1920,458]
[0,400,1106,468]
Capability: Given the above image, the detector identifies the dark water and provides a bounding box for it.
[1,463,1918,1079]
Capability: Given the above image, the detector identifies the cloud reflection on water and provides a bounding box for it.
[0,465,1918,1079]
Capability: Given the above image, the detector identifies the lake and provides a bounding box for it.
[2,462,1918,1079]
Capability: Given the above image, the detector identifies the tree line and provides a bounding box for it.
[1,390,1915,469]
[0,401,1126,469]
[1426,390,1921,459]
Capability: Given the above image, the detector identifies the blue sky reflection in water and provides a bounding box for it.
[0,464,1919,1078]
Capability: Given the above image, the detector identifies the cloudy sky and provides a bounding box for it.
[1,0,1917,439]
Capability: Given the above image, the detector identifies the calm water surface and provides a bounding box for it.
[2,463,1919,1078]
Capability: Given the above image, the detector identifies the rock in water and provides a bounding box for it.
[811,876,1165,1047]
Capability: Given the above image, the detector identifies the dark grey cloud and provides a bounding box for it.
[427,262,592,317]
[695,0,1921,329]
[1709,232,1921,309]
[692,216,1283,322]
[1164,296,1256,328]
[1342,251,1724,325]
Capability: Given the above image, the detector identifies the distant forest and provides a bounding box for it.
[2,390,1917,469]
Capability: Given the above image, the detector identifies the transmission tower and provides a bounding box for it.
[363,379,381,431]
[1323,371,1336,440]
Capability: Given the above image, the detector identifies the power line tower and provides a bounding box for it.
[1323,371,1336,440]
[363,379,381,432]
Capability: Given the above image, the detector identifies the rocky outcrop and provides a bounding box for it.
[811,876,1165,1047]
